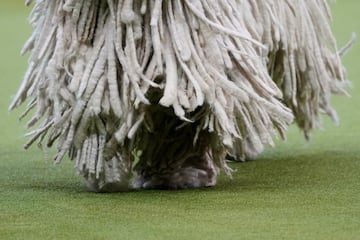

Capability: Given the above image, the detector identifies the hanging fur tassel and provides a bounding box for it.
[10,0,352,192]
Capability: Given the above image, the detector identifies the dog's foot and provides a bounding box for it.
[80,155,131,192]
[85,178,130,192]
[132,166,217,190]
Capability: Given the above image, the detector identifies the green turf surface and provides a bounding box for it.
[0,1,359,240]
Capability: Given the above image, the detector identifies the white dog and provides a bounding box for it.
[11,0,352,192]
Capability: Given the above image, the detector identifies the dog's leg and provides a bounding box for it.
[132,154,217,190]
[83,155,132,192]
[228,137,265,162]
[129,104,220,190]
[73,136,133,192]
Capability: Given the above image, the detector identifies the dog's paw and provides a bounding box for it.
[132,166,217,190]
[169,166,217,189]
[85,178,130,192]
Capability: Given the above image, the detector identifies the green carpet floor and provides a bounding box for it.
[0,2,359,240]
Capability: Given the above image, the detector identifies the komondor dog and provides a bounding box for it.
[10,0,353,192]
